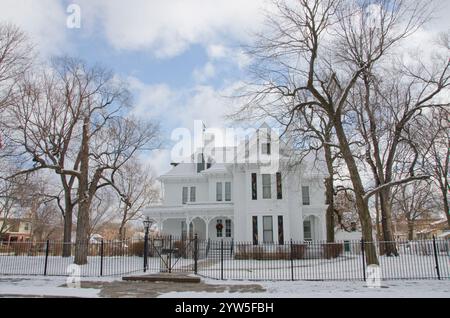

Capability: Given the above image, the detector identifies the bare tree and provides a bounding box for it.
[3,57,160,264]
[87,188,116,239]
[416,107,450,227]
[391,180,440,240]
[233,0,438,264]
[0,23,33,112]
[115,159,158,241]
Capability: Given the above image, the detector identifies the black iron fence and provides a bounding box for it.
[0,236,448,281]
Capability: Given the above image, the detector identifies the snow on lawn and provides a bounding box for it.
[0,256,194,276]
[158,279,450,298]
[0,276,112,297]
[198,254,450,281]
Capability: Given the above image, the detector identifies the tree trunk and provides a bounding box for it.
[379,189,399,256]
[323,131,335,243]
[407,220,415,241]
[332,115,378,265]
[62,204,73,257]
[375,194,382,241]
[74,117,91,265]
[118,222,126,241]
[441,186,450,228]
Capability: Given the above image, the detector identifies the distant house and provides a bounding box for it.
[416,219,449,240]
[0,218,32,243]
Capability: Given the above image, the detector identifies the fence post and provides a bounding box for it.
[168,235,172,274]
[221,239,224,280]
[361,239,366,282]
[43,240,49,276]
[143,233,149,273]
[194,234,198,275]
[432,236,441,280]
[100,239,104,277]
[290,239,294,281]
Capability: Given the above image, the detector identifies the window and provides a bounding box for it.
[225,219,232,238]
[252,216,258,245]
[182,187,188,204]
[261,142,271,155]
[303,220,312,241]
[190,186,196,202]
[262,174,271,199]
[302,186,310,205]
[263,216,273,243]
[251,173,257,200]
[24,223,29,231]
[216,182,223,201]
[216,219,223,238]
[225,182,231,201]
[278,216,284,245]
[276,172,282,200]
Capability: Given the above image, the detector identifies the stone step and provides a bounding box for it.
[122,273,201,283]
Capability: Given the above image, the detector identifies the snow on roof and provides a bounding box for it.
[162,163,197,177]
[201,163,230,175]
[437,231,450,238]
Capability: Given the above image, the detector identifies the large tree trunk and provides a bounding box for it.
[441,185,450,228]
[375,194,382,241]
[332,116,378,265]
[379,189,399,256]
[324,142,335,242]
[62,203,73,257]
[118,223,126,241]
[74,117,91,265]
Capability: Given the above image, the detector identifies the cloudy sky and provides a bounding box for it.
[1,0,449,176]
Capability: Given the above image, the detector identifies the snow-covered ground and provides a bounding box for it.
[0,276,111,297]
[198,253,449,281]
[0,256,194,276]
[0,275,448,298]
[159,279,450,298]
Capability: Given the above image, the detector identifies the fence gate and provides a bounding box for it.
[148,236,196,273]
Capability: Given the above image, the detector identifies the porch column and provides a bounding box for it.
[186,216,192,239]
[204,216,212,240]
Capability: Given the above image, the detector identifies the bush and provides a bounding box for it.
[291,244,306,259]
[323,243,343,259]
[129,241,145,257]
[235,244,291,260]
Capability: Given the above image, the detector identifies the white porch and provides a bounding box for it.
[144,202,234,241]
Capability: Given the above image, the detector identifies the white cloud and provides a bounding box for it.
[193,62,216,83]
[77,0,268,58]
[0,0,68,57]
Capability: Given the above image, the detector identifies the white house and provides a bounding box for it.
[144,124,328,244]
